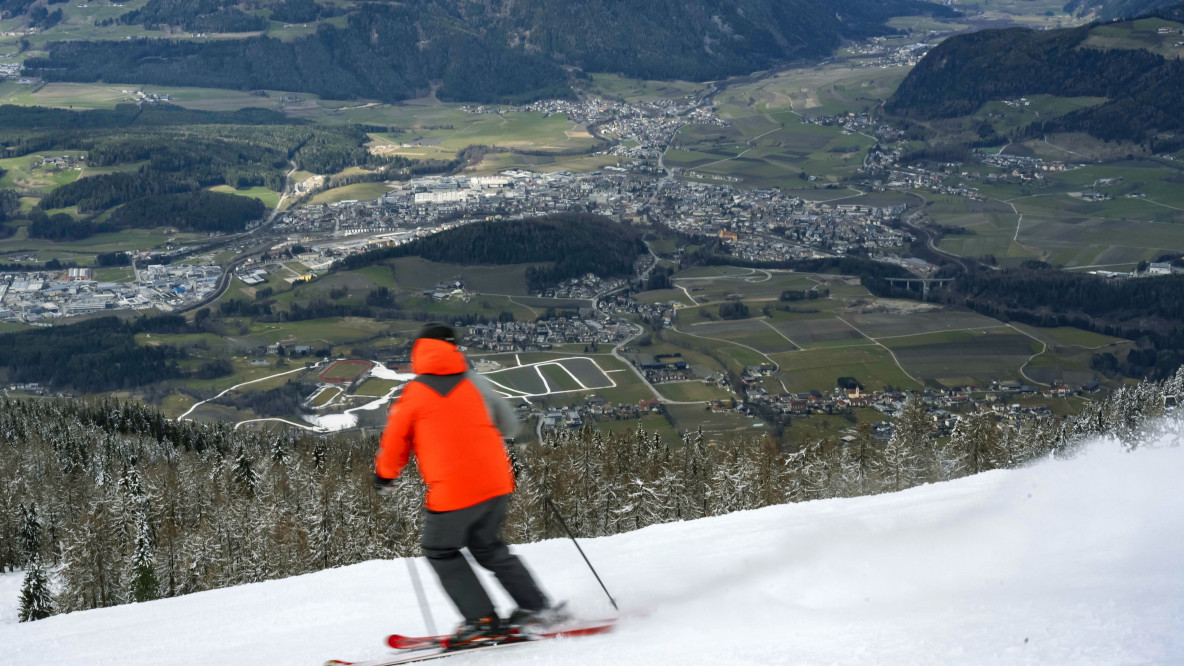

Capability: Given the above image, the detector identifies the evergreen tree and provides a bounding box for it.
[18,560,54,622]
[232,446,259,498]
[58,498,123,612]
[880,396,928,493]
[129,515,159,603]
[19,503,42,565]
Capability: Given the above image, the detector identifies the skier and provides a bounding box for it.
[374,322,566,647]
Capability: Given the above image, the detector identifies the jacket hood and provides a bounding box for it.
[411,338,467,375]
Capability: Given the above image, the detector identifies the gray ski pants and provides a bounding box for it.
[421,493,547,622]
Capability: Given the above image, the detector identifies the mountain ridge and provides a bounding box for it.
[22,0,959,103]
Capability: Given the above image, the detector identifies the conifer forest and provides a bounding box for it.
[4,370,1182,621]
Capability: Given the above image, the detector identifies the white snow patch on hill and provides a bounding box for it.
[3,437,1183,665]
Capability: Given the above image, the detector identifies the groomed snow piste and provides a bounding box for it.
[3,434,1183,665]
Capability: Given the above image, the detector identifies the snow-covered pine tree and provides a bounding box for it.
[680,426,711,521]
[896,392,937,482]
[796,439,831,500]
[1013,416,1049,464]
[853,421,882,495]
[129,513,159,603]
[624,476,663,529]
[751,436,784,507]
[18,559,53,621]
[269,434,290,465]
[944,407,1004,479]
[880,397,926,492]
[19,502,42,566]
[835,437,865,497]
[780,446,807,503]
[58,496,123,612]
[1167,366,1184,403]
[653,467,687,522]
[574,428,605,535]
[231,446,260,498]
[707,444,751,516]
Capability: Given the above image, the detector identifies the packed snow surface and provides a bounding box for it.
[4,439,1183,665]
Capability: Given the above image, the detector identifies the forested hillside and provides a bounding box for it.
[23,5,573,104]
[334,214,646,291]
[22,0,956,103]
[885,17,1184,145]
[1,103,424,239]
[2,368,1179,619]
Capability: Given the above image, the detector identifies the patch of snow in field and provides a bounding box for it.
[369,363,415,382]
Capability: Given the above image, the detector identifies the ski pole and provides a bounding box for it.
[405,557,437,636]
[542,495,619,612]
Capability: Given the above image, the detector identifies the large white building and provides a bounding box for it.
[414,190,470,204]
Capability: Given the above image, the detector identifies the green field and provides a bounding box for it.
[655,380,734,402]
[0,151,86,195]
[0,226,206,266]
[673,269,818,303]
[592,413,682,445]
[308,385,342,408]
[882,329,1040,388]
[585,73,709,102]
[347,107,599,156]
[308,182,393,204]
[843,308,1006,339]
[1011,324,1127,349]
[1083,17,1184,57]
[928,160,1184,268]
[770,345,922,393]
[677,318,796,354]
[210,185,281,208]
[663,403,768,445]
[387,257,540,296]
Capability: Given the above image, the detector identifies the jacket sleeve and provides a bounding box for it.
[375,385,416,480]
[470,372,521,439]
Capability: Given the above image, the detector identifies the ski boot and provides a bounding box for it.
[505,601,572,636]
[444,615,508,649]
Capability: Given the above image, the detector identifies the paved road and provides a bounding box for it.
[175,162,298,315]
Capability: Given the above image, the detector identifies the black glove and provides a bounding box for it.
[374,473,396,495]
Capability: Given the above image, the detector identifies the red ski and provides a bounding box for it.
[325,619,615,666]
[388,618,616,650]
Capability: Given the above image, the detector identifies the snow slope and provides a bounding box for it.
[4,437,1183,665]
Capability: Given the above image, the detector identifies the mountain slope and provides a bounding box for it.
[4,430,1182,665]
[884,16,1184,145]
[22,0,958,103]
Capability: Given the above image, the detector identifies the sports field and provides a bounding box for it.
[319,360,373,383]
[482,356,616,398]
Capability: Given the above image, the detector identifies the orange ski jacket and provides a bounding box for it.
[375,338,518,512]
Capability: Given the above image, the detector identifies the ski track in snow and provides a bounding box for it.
[3,430,1184,665]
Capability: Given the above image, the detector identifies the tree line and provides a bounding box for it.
[5,365,1180,621]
